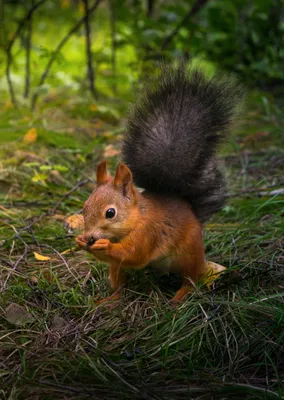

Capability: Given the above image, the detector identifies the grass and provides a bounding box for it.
[0,87,283,400]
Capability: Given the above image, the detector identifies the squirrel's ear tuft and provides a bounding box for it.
[114,163,136,200]
[96,160,110,184]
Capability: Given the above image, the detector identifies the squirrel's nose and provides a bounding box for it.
[84,234,99,247]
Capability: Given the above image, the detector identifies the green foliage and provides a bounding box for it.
[201,0,284,84]
[1,0,283,108]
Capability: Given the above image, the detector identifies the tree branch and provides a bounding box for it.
[83,0,97,99]
[5,0,46,107]
[24,0,35,99]
[31,0,102,111]
[108,0,117,94]
[161,0,209,51]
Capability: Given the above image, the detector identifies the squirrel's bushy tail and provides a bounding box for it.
[122,64,244,222]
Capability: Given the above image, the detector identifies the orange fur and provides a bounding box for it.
[75,162,206,304]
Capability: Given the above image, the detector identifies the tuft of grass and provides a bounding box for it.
[0,90,283,400]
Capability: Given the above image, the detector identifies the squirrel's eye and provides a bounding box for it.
[105,208,116,219]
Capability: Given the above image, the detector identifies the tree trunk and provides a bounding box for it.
[108,0,117,94]
[24,0,34,98]
[83,0,96,100]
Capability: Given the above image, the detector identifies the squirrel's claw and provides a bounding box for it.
[90,238,111,251]
[75,234,87,249]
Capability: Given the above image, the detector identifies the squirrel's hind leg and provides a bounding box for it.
[97,264,126,306]
[169,253,206,305]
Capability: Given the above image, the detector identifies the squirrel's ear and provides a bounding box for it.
[114,163,136,200]
[96,160,110,184]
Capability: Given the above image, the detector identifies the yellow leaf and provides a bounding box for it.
[202,261,226,288]
[31,172,47,183]
[61,248,74,255]
[24,128,37,143]
[33,252,51,261]
[90,104,98,111]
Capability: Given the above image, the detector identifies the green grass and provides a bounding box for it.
[0,88,283,400]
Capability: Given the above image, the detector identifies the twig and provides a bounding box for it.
[5,0,46,106]
[31,0,102,110]
[24,0,34,98]
[83,0,97,100]
[0,257,14,268]
[50,178,89,215]
[0,213,46,248]
[161,0,209,51]
[108,0,117,95]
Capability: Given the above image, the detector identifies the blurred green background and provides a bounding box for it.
[1,0,284,108]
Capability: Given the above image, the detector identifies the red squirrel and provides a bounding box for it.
[72,64,244,304]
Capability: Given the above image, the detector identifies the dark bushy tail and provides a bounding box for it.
[122,64,244,222]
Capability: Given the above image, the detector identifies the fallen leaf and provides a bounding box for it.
[65,214,84,231]
[90,104,98,111]
[32,172,48,183]
[60,248,73,255]
[51,315,67,330]
[34,252,51,261]
[30,275,38,284]
[103,144,121,158]
[23,128,37,143]
[5,303,35,326]
[203,261,226,288]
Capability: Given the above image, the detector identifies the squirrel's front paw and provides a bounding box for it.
[91,238,111,251]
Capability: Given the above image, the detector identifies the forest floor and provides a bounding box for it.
[0,90,283,400]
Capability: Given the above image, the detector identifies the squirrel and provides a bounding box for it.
[72,63,244,305]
